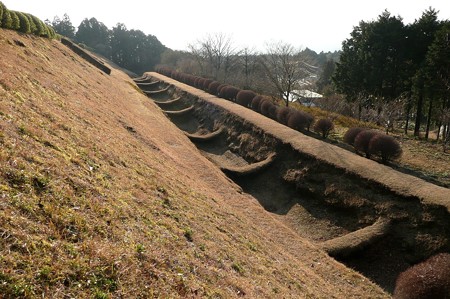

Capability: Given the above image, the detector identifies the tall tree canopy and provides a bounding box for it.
[110,23,166,75]
[333,8,447,137]
[51,13,75,39]
[75,17,110,57]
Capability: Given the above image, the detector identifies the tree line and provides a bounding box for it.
[332,8,449,143]
[49,14,166,75]
[160,33,338,107]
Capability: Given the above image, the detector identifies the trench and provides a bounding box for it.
[134,73,450,293]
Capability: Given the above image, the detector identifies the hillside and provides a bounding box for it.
[0,30,391,298]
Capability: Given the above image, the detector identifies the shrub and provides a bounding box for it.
[170,70,179,80]
[217,84,228,97]
[16,12,30,34]
[368,134,402,163]
[0,3,4,27]
[393,253,450,299]
[221,86,240,101]
[287,110,314,132]
[250,95,264,112]
[276,107,294,125]
[25,14,37,34]
[29,14,46,36]
[1,8,12,29]
[208,81,221,95]
[314,118,334,138]
[9,10,19,30]
[236,90,256,107]
[344,127,366,146]
[45,25,56,39]
[196,78,205,89]
[354,130,379,158]
[202,79,213,91]
[260,100,275,117]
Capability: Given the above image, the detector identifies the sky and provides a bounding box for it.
[3,0,449,53]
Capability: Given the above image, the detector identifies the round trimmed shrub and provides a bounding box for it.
[287,111,314,132]
[260,100,278,119]
[236,90,256,107]
[221,86,240,101]
[16,12,30,34]
[45,25,56,39]
[1,8,12,29]
[29,14,45,36]
[217,84,229,98]
[208,81,221,95]
[313,118,334,138]
[276,107,294,125]
[394,253,450,299]
[10,10,19,30]
[344,127,366,146]
[354,130,379,158]
[196,78,206,89]
[0,3,4,27]
[250,95,264,112]
[202,79,213,91]
[368,134,402,163]
[25,14,37,34]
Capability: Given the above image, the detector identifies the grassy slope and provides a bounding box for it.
[0,30,388,298]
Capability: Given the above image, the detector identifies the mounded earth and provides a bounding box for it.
[0,30,390,298]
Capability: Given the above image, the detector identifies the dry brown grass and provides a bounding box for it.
[0,30,388,298]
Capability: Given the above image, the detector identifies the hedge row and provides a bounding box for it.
[344,127,402,163]
[155,66,327,136]
[0,1,56,38]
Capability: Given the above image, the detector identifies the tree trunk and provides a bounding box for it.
[414,86,424,137]
[436,121,441,141]
[404,97,411,135]
[425,97,433,140]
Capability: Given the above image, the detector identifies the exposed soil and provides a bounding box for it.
[143,72,450,294]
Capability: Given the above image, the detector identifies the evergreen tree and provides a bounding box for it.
[75,17,110,57]
[51,14,75,39]
[407,8,441,136]
[316,59,336,94]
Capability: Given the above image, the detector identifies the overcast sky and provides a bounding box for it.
[3,0,449,53]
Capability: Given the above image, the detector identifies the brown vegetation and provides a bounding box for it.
[276,106,293,125]
[344,127,366,146]
[236,90,256,107]
[369,134,403,163]
[393,253,450,299]
[314,118,334,138]
[354,130,380,158]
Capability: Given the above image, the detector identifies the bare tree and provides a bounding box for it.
[238,47,259,89]
[188,33,236,81]
[259,41,309,107]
